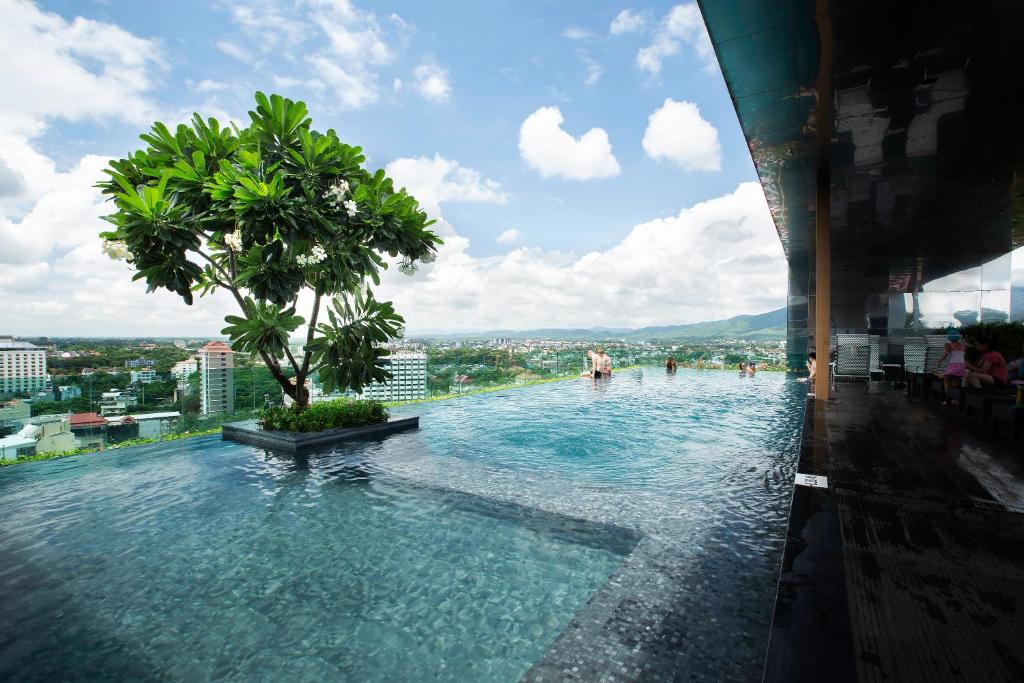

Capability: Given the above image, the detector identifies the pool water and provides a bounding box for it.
[0,443,627,682]
[396,367,805,494]
[0,368,805,682]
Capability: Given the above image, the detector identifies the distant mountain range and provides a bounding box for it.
[417,307,787,342]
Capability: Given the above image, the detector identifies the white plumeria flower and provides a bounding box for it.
[102,240,129,261]
[223,228,243,253]
[296,245,328,267]
[344,199,358,218]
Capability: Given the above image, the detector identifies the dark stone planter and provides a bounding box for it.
[222,416,419,454]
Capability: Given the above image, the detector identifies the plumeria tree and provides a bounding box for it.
[98,92,441,408]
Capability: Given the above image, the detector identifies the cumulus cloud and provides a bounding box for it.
[413,64,452,102]
[0,0,164,136]
[642,98,722,171]
[637,3,716,75]
[376,181,786,333]
[610,9,646,34]
[496,229,519,245]
[518,107,621,181]
[0,147,238,335]
[384,154,507,223]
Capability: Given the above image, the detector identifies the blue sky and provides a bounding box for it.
[0,0,788,335]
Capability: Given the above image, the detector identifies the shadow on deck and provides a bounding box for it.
[765,381,1024,682]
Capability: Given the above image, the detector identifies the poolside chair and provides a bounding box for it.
[834,334,871,379]
[925,334,951,374]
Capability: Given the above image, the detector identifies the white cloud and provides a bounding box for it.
[219,0,413,110]
[518,107,620,180]
[0,149,238,336]
[583,56,602,86]
[188,78,227,93]
[216,40,252,62]
[563,27,593,40]
[384,154,507,222]
[496,229,520,245]
[376,182,786,333]
[413,64,452,102]
[642,98,722,171]
[393,77,403,91]
[308,55,379,109]
[610,9,646,34]
[0,0,164,136]
[228,1,307,52]
[637,3,716,75]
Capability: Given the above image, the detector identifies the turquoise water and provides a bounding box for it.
[396,368,805,494]
[0,443,625,681]
[0,368,805,681]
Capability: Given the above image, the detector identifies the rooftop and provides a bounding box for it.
[0,336,41,351]
[69,413,107,428]
[198,341,234,353]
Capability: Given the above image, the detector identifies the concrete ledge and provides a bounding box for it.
[222,416,419,454]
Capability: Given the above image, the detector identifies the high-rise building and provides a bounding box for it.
[0,336,47,396]
[346,352,427,402]
[198,342,234,415]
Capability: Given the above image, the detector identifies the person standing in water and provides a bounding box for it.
[591,347,612,378]
[666,356,678,372]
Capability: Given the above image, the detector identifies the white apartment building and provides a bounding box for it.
[0,336,47,396]
[171,358,199,381]
[346,352,427,402]
[199,342,234,415]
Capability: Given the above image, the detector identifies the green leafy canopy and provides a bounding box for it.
[98,92,442,405]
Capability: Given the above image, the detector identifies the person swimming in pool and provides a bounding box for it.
[591,347,611,378]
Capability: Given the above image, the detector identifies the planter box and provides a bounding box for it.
[222,416,419,454]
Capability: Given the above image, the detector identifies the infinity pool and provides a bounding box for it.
[0,368,805,682]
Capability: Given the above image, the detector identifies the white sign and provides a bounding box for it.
[794,472,828,489]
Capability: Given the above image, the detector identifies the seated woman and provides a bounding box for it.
[965,337,1009,389]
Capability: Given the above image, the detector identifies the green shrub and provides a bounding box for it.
[257,399,388,432]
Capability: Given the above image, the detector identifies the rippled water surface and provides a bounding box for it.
[0,368,805,682]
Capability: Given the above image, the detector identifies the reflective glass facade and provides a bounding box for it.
[699,0,1024,368]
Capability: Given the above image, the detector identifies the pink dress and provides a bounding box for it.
[944,344,965,377]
